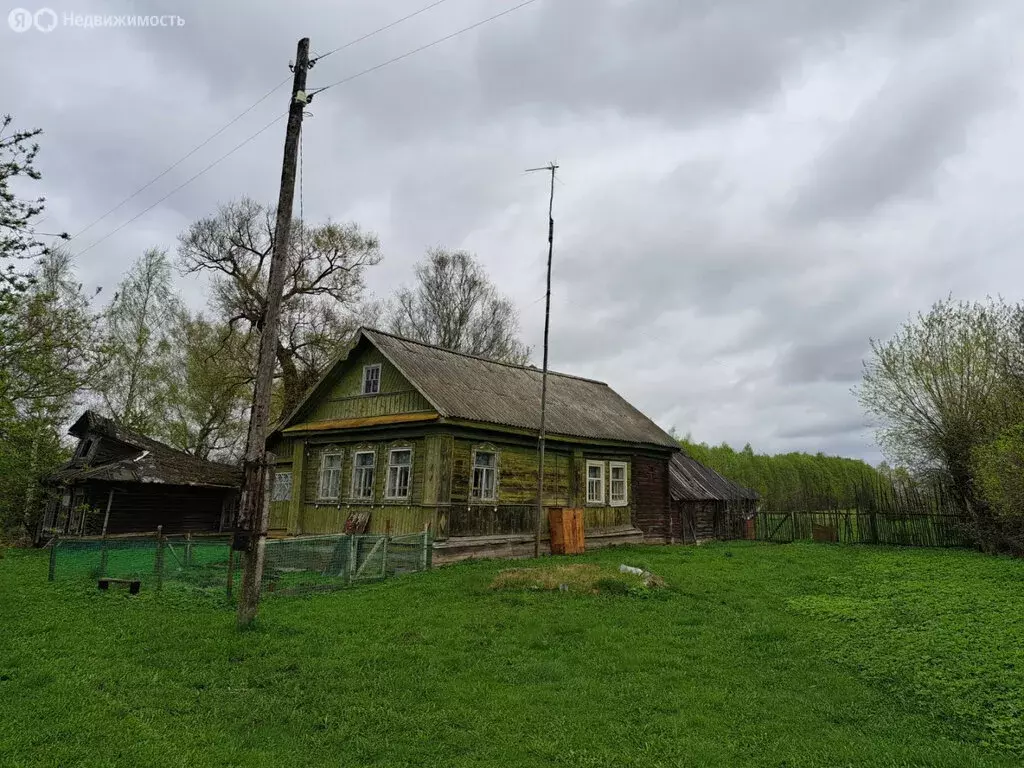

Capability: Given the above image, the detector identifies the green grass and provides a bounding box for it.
[2,542,1023,767]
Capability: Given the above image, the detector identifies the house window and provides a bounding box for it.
[351,451,376,500]
[609,462,627,506]
[586,461,605,504]
[385,448,412,499]
[317,452,343,500]
[273,471,293,502]
[361,364,381,395]
[78,438,95,459]
[471,451,497,501]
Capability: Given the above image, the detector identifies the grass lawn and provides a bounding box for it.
[2,542,1023,767]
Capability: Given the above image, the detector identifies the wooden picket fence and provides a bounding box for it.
[754,479,974,549]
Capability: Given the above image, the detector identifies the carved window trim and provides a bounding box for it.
[609,461,628,506]
[586,460,605,505]
[385,444,414,500]
[350,449,377,501]
[317,450,343,501]
[470,444,499,503]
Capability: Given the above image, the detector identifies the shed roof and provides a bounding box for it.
[669,452,759,502]
[287,328,679,449]
[50,411,241,488]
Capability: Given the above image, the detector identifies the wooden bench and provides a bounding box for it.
[97,578,141,595]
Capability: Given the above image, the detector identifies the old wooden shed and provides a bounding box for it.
[668,452,759,542]
[39,411,241,540]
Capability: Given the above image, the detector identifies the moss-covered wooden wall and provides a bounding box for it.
[304,345,432,423]
[270,431,638,538]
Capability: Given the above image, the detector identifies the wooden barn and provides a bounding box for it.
[39,411,241,540]
[668,452,759,542]
[266,328,686,560]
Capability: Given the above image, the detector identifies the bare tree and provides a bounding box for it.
[388,248,531,364]
[94,248,178,435]
[178,198,383,415]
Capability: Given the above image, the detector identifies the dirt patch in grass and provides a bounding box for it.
[490,563,665,595]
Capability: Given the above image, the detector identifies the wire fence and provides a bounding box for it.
[47,529,432,597]
[261,532,432,596]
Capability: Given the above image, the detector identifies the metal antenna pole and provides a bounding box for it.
[526,162,558,558]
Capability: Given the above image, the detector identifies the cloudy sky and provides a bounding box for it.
[5,0,1023,463]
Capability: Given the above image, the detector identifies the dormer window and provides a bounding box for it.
[361,364,381,395]
[77,438,96,460]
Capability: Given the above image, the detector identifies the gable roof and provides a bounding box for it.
[669,452,759,502]
[284,328,679,449]
[50,411,241,488]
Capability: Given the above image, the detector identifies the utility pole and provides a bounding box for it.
[236,37,311,627]
[526,162,558,558]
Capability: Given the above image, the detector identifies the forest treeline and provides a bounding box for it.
[678,439,887,512]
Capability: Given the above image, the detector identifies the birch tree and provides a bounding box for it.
[94,248,179,434]
[164,310,251,461]
[0,251,97,536]
[388,248,531,364]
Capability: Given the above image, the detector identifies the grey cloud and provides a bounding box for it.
[5,0,1024,465]
[786,35,1013,222]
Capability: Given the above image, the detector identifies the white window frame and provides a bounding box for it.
[361,364,381,395]
[385,447,413,500]
[471,449,498,502]
[586,460,605,505]
[350,450,376,500]
[272,471,293,502]
[317,452,343,500]
[609,461,628,507]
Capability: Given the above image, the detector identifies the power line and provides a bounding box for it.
[70,0,541,258]
[312,0,454,63]
[71,114,286,259]
[311,0,540,95]
[63,76,293,242]
[57,1,461,243]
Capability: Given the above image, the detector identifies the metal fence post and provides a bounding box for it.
[98,533,109,578]
[226,536,236,599]
[47,536,58,582]
[154,525,165,590]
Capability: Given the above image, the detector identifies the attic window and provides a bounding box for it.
[362,364,381,395]
[78,438,95,459]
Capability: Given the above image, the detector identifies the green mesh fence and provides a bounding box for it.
[261,532,432,596]
[48,531,432,597]
[48,534,234,594]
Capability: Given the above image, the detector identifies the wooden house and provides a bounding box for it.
[39,411,241,540]
[266,328,684,560]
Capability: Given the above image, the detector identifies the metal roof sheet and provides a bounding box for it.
[360,328,678,448]
[669,452,759,502]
